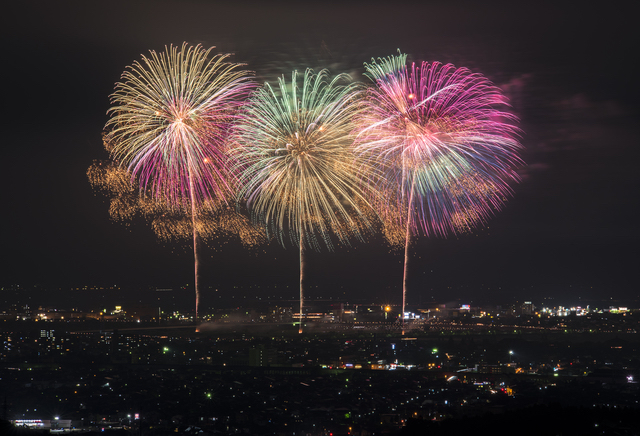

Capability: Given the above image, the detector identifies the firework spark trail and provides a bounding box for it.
[299,227,305,334]
[354,53,523,333]
[102,43,255,323]
[231,68,375,333]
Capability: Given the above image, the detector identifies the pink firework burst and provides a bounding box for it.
[354,52,523,332]
[106,43,254,209]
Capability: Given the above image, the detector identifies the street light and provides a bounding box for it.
[509,350,514,364]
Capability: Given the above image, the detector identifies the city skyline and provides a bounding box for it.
[2,0,638,305]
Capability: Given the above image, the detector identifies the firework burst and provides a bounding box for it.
[103,43,255,322]
[354,52,523,332]
[231,68,374,332]
[89,159,265,242]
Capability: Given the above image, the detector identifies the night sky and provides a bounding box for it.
[2,0,638,306]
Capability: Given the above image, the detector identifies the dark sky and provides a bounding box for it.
[2,0,638,307]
